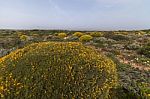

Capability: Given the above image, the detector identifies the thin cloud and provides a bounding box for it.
[0,0,149,30]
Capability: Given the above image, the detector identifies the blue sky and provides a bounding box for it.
[0,0,150,30]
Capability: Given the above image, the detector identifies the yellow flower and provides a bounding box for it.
[0,86,4,90]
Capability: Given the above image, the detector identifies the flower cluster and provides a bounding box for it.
[0,42,117,98]
[79,35,93,42]
[57,33,67,39]
[73,32,84,37]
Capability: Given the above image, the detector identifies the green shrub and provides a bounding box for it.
[107,53,150,99]
[111,34,129,41]
[134,57,150,66]
[0,42,117,99]
[79,35,93,42]
[138,43,150,58]
[67,36,79,41]
[73,32,83,37]
[58,33,67,39]
[111,49,122,55]
[125,43,141,50]
[136,31,146,35]
[103,32,115,39]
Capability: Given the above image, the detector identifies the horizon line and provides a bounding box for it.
[0,28,150,31]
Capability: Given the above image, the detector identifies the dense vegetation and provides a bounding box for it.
[0,29,150,98]
[0,42,117,99]
[138,43,150,58]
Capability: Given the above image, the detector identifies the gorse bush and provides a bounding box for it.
[0,42,117,99]
[90,32,103,37]
[73,32,83,37]
[58,33,67,39]
[79,35,93,42]
[16,32,24,37]
[19,35,29,42]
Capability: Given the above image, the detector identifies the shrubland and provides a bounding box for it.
[0,29,150,98]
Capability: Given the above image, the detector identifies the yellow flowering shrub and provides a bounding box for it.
[20,35,29,42]
[0,42,117,99]
[58,33,67,39]
[16,32,24,37]
[79,35,93,42]
[73,32,84,37]
[90,32,104,37]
